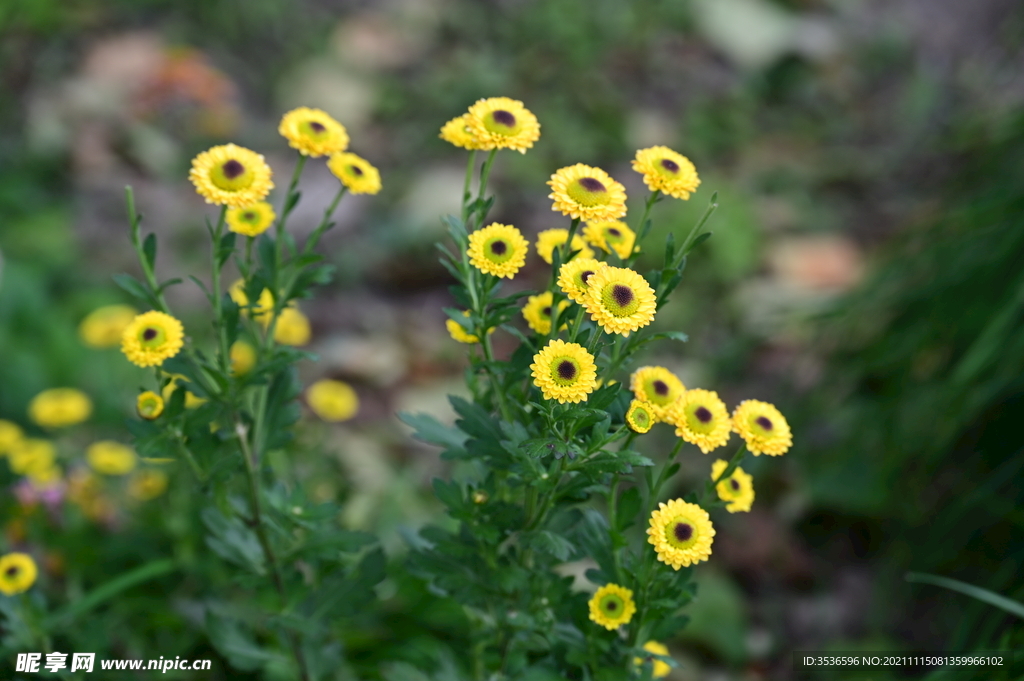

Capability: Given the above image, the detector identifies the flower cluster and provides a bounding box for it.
[421,97,793,678]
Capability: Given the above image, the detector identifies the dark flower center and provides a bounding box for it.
[605,600,618,611]
[244,212,256,221]
[674,522,693,542]
[349,164,364,176]
[660,158,680,173]
[695,406,712,423]
[490,240,508,255]
[730,479,740,491]
[607,228,621,237]
[222,159,245,179]
[542,306,552,317]
[492,109,517,127]
[309,121,326,133]
[5,566,19,577]
[580,270,595,284]
[611,284,634,307]
[653,380,669,396]
[557,360,576,380]
[143,328,158,341]
[756,415,773,431]
[579,177,606,193]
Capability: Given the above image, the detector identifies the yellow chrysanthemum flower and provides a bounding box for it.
[121,311,185,368]
[535,228,596,265]
[79,304,138,348]
[633,641,672,678]
[530,339,598,404]
[665,389,732,454]
[588,583,637,630]
[647,498,715,570]
[465,97,541,153]
[226,201,276,237]
[26,462,62,488]
[307,379,359,422]
[548,164,627,222]
[630,366,686,419]
[328,152,382,195]
[278,107,349,157]
[7,439,56,476]
[28,388,92,428]
[446,311,481,344]
[521,291,569,336]
[162,375,207,409]
[583,220,636,260]
[86,441,137,476]
[632,146,701,200]
[229,279,275,325]
[129,469,169,501]
[230,340,258,375]
[732,399,793,456]
[189,143,274,208]
[275,307,311,346]
[0,420,23,454]
[625,400,656,434]
[439,114,484,150]
[136,391,164,420]
[711,459,755,513]
[0,553,38,595]
[467,223,529,278]
[583,266,657,335]
[557,258,605,305]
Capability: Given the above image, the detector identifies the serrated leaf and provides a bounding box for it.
[530,530,575,561]
[617,450,656,467]
[397,412,468,451]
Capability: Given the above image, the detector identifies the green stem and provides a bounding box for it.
[561,217,582,266]
[276,155,307,267]
[461,149,478,224]
[627,191,660,267]
[701,443,746,505]
[472,149,499,230]
[210,206,230,376]
[304,184,347,255]
[175,438,206,482]
[237,421,311,681]
[567,304,586,343]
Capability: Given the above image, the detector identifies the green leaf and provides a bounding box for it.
[530,530,575,561]
[520,438,580,460]
[617,450,656,467]
[397,412,468,451]
[45,559,176,629]
[381,662,432,681]
[202,507,265,574]
[684,231,713,255]
[142,233,157,269]
[112,273,152,303]
[905,572,1024,619]
[616,487,642,531]
[206,612,281,672]
[432,478,463,512]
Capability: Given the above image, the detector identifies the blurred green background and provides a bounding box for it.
[1,0,1023,678]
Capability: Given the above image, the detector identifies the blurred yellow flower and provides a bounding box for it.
[79,304,137,348]
[162,375,207,409]
[129,470,169,501]
[588,583,636,630]
[226,201,276,237]
[665,389,731,454]
[279,107,349,157]
[327,152,382,195]
[274,307,311,346]
[306,379,359,422]
[439,114,484,150]
[446,311,481,344]
[583,220,636,260]
[230,340,258,374]
[0,553,37,595]
[521,291,568,336]
[711,459,755,513]
[229,279,274,325]
[7,438,56,476]
[535,228,596,265]
[0,420,23,454]
[28,388,92,428]
[86,441,137,476]
[732,399,793,456]
[633,641,672,678]
[26,463,62,488]
[136,391,164,420]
